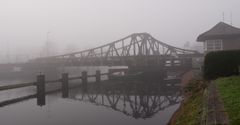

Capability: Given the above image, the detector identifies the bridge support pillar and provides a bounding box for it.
[61,73,69,98]
[96,70,101,83]
[128,65,167,81]
[36,74,45,106]
[108,69,113,80]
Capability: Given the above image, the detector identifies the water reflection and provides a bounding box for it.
[0,79,181,125]
[69,81,181,119]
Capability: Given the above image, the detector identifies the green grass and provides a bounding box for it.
[214,76,240,125]
[174,80,207,125]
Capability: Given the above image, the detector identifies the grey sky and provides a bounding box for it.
[0,0,239,62]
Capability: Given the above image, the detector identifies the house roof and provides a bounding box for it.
[197,22,240,41]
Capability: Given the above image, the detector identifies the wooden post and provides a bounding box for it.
[36,74,45,106]
[82,71,88,90]
[96,70,101,82]
[62,73,69,98]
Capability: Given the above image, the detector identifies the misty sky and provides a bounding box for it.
[0,0,240,62]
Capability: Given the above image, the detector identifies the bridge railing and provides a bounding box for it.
[0,70,112,107]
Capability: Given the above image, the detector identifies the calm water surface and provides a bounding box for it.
[0,67,182,125]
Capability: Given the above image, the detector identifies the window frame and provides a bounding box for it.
[204,39,223,51]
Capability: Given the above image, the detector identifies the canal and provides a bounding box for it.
[0,67,182,125]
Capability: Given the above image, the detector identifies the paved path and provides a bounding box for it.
[205,83,229,125]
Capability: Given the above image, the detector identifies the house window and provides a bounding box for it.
[204,39,222,51]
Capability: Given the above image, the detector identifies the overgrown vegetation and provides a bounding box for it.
[214,76,240,125]
[204,50,240,80]
[171,80,207,125]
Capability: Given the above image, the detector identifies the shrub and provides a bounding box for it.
[204,50,240,80]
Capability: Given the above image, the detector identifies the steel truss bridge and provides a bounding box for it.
[33,33,200,69]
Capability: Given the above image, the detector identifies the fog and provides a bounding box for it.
[0,0,240,63]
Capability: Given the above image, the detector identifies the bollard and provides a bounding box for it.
[82,71,88,90]
[96,70,101,83]
[36,75,45,106]
[62,73,69,98]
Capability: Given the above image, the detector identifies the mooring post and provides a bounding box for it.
[62,73,69,98]
[82,71,88,90]
[36,74,45,106]
[96,70,101,83]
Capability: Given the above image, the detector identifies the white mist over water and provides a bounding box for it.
[1,0,240,63]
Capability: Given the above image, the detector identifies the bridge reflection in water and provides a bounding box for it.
[0,79,182,125]
[68,80,181,119]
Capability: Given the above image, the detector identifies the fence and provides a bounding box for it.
[0,70,111,106]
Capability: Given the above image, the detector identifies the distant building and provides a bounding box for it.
[197,22,240,53]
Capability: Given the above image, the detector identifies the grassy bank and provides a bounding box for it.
[214,76,240,125]
[170,80,207,125]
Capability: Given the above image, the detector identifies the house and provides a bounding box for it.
[197,22,240,53]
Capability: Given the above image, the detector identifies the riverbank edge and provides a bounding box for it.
[167,70,205,125]
[167,80,207,125]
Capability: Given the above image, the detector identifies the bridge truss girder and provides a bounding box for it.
[34,33,199,67]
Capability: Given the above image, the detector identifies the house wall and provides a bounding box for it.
[203,38,240,53]
[222,38,240,50]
